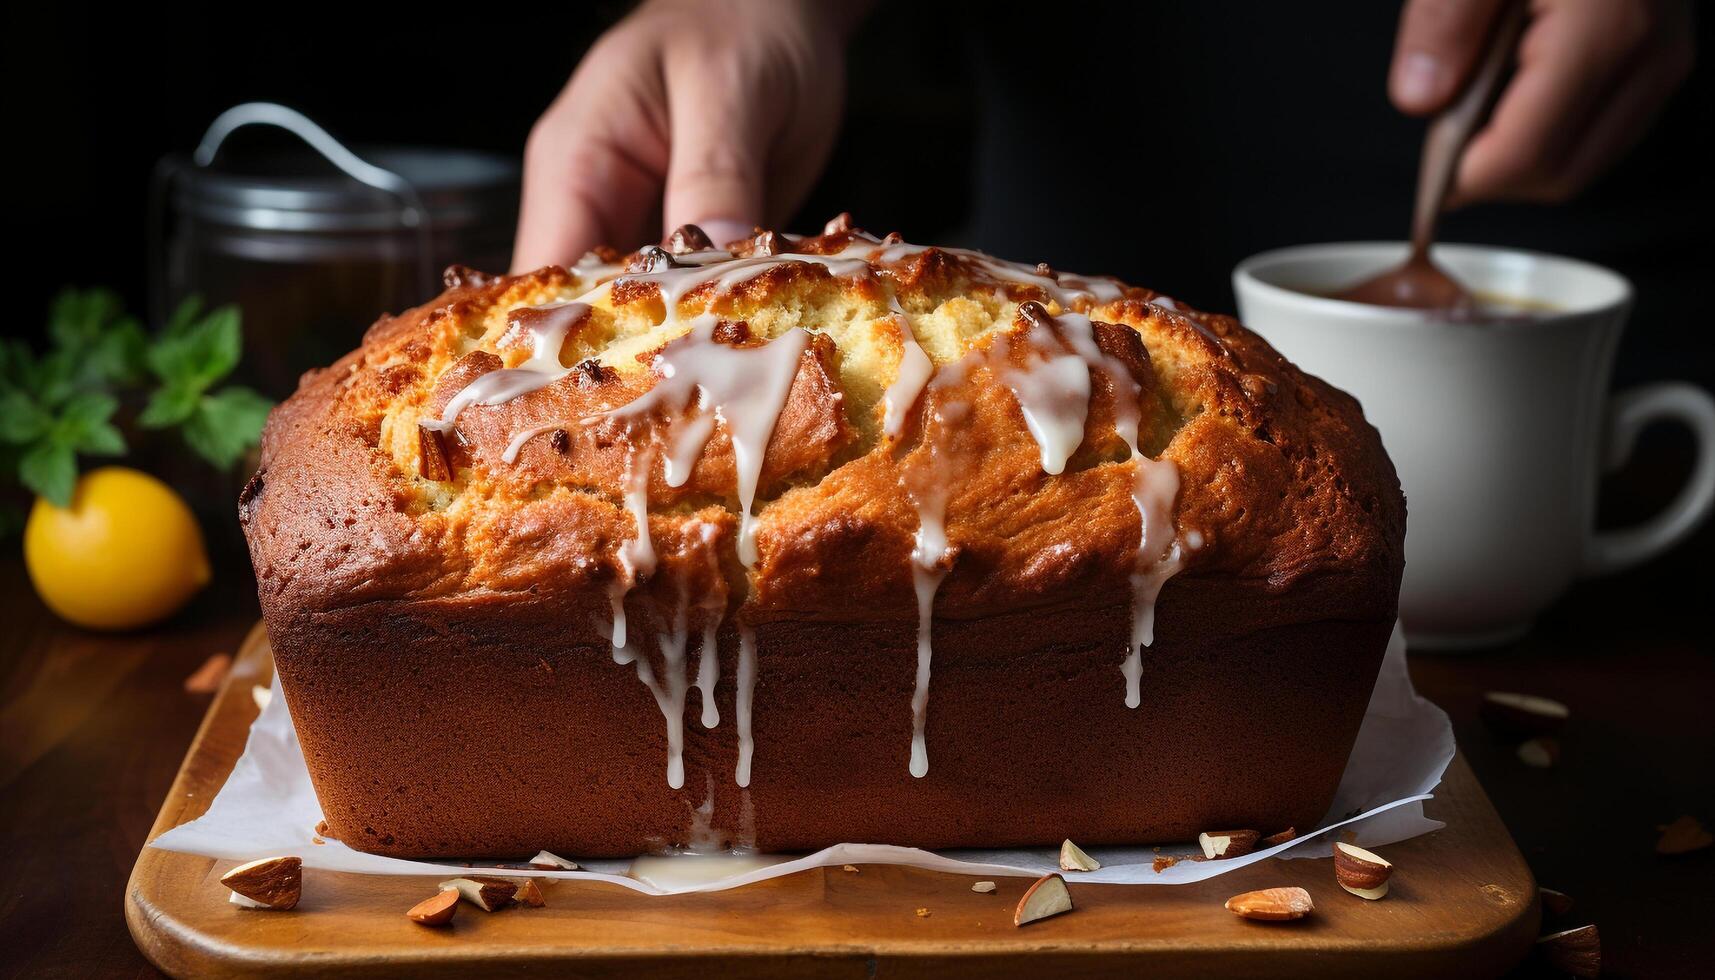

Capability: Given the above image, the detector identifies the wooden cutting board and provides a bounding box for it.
[126,624,1540,977]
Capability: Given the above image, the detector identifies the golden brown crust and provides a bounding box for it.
[242,226,1403,630]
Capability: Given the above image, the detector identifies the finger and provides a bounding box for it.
[1390,0,1510,114]
[1483,35,1691,204]
[512,73,670,271]
[660,56,774,242]
[1448,2,1659,205]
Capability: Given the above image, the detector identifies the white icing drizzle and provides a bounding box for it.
[694,618,720,730]
[909,562,946,779]
[881,303,934,440]
[612,598,691,789]
[608,583,629,650]
[618,443,657,583]
[1124,461,1184,708]
[912,308,1191,742]
[684,774,722,852]
[421,302,589,432]
[735,625,757,787]
[590,316,810,567]
[901,358,971,779]
[994,318,1092,475]
[1007,310,1189,709]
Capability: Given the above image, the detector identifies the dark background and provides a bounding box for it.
[2,6,1711,976]
[9,1,1712,391]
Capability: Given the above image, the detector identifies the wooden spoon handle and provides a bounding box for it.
[1410,0,1530,256]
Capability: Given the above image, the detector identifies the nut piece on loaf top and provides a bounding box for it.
[239,218,1404,635]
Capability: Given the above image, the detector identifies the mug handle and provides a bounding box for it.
[1584,382,1715,575]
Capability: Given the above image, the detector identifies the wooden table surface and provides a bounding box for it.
[2,497,1710,977]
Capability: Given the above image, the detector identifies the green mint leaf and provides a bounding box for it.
[164,295,205,338]
[182,386,273,470]
[55,391,126,457]
[48,288,125,350]
[58,390,118,429]
[146,303,243,393]
[19,440,76,507]
[73,421,126,456]
[0,390,52,444]
[138,383,202,429]
[29,350,79,408]
[89,319,150,387]
[45,288,145,388]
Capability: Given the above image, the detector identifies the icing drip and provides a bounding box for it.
[735,626,757,787]
[591,316,810,567]
[1010,308,1188,709]
[1124,458,1184,707]
[880,303,934,440]
[995,320,1092,475]
[909,561,945,779]
[608,583,629,650]
[694,616,720,729]
[422,302,589,432]
[612,598,692,789]
[684,774,722,852]
[902,363,968,779]
[618,443,658,583]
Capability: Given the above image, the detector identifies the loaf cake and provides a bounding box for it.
[240,216,1405,859]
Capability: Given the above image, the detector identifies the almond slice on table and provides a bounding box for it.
[1058,839,1101,872]
[183,653,232,694]
[1516,737,1561,768]
[1535,924,1600,978]
[1333,842,1393,899]
[439,876,517,912]
[1480,691,1568,737]
[222,856,301,910]
[1224,886,1314,921]
[1013,873,1074,926]
[407,888,460,926]
[1198,829,1260,860]
[972,881,997,894]
[1261,827,1298,847]
[512,879,546,908]
[527,849,580,870]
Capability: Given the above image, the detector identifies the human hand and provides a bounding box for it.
[1388,0,1695,206]
[512,0,866,271]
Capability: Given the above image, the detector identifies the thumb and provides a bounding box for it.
[661,67,771,244]
[1389,0,1508,115]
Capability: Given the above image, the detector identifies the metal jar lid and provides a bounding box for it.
[172,143,518,234]
[154,102,520,298]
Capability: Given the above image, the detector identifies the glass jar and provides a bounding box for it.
[151,103,519,397]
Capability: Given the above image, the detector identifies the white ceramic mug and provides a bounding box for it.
[1233,242,1715,648]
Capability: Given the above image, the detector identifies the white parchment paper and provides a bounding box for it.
[151,623,1452,894]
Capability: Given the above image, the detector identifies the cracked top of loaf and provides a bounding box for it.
[240,218,1404,632]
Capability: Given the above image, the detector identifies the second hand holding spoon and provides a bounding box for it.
[1336,0,1529,313]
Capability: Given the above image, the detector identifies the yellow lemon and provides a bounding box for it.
[24,466,212,631]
